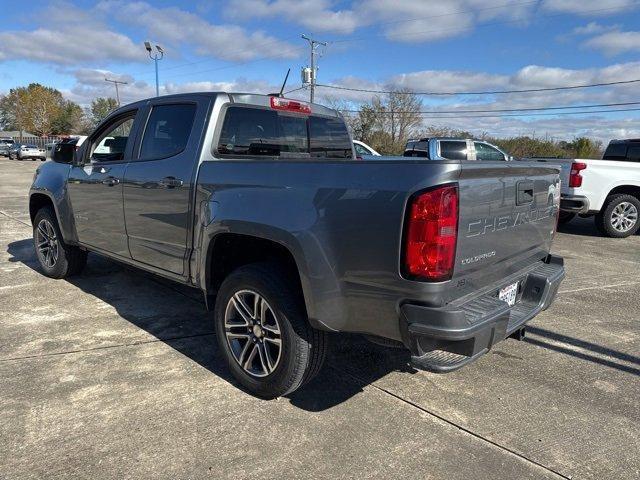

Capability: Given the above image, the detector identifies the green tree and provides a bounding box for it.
[90,97,119,127]
[1,83,72,135]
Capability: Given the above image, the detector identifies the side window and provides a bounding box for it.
[626,145,640,162]
[354,143,370,156]
[309,116,352,159]
[439,141,467,160]
[140,104,197,160]
[90,115,135,162]
[475,142,506,161]
[603,143,627,160]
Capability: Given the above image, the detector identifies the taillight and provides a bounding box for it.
[569,162,587,188]
[403,185,458,281]
[270,96,311,114]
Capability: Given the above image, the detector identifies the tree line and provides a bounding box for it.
[327,89,604,159]
[0,83,604,158]
[0,83,118,136]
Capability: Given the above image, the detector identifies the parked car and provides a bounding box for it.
[10,143,46,161]
[528,138,640,238]
[0,138,15,157]
[404,137,512,161]
[31,92,564,398]
[353,139,381,157]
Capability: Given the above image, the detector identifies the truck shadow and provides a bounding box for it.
[6,238,412,411]
[558,215,640,238]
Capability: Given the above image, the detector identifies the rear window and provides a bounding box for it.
[439,141,467,160]
[404,140,430,158]
[603,143,628,160]
[217,106,351,159]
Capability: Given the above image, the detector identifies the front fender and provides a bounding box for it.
[29,162,78,244]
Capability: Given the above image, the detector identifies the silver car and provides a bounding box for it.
[12,144,46,161]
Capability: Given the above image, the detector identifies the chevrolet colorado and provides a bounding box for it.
[30,92,565,398]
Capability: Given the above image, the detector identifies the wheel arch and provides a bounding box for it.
[607,185,640,201]
[203,231,321,328]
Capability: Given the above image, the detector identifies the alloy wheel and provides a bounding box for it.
[224,289,282,378]
[610,202,638,233]
[35,219,59,268]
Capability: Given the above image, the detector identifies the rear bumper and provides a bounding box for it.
[561,195,590,214]
[400,255,565,372]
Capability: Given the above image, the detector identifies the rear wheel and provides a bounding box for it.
[33,207,87,278]
[595,194,640,238]
[214,263,327,398]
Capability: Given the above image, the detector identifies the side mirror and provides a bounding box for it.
[51,143,77,164]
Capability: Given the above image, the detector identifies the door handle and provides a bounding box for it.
[102,176,120,187]
[158,176,184,189]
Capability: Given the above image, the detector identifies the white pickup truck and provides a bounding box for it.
[530,139,640,238]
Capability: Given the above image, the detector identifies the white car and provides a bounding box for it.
[529,139,640,238]
[353,140,381,157]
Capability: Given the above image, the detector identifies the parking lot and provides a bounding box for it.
[0,158,638,479]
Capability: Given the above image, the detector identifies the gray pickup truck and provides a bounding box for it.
[29,92,565,398]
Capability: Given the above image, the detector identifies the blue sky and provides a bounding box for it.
[1,0,639,141]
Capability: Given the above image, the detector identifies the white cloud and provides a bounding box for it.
[0,27,141,65]
[542,0,637,15]
[225,0,359,34]
[585,30,640,55]
[96,1,301,61]
[572,22,618,35]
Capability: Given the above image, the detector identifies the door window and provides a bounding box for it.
[140,104,197,159]
[439,141,467,160]
[90,115,135,162]
[474,142,506,161]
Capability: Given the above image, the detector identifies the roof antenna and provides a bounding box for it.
[278,68,291,97]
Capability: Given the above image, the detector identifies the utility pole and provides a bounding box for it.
[301,34,326,103]
[104,78,128,106]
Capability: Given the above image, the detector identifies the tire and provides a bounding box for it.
[33,206,87,279]
[214,262,327,399]
[558,211,576,224]
[595,194,640,238]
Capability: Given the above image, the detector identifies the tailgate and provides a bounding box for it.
[524,157,573,195]
[453,161,561,291]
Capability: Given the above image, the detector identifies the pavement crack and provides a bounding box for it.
[0,332,215,363]
[0,210,31,227]
[332,366,571,480]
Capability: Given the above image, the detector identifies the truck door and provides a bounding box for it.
[122,99,206,276]
[67,109,141,257]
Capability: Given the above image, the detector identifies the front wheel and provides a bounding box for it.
[33,206,87,278]
[595,194,640,238]
[214,263,327,398]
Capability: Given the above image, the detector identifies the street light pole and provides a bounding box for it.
[144,42,164,97]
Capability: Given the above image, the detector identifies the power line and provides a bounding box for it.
[317,78,640,96]
[344,107,640,119]
[341,101,640,114]
[104,78,128,106]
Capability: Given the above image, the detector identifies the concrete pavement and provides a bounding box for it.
[1,158,638,479]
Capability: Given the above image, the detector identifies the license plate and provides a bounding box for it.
[499,282,519,307]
